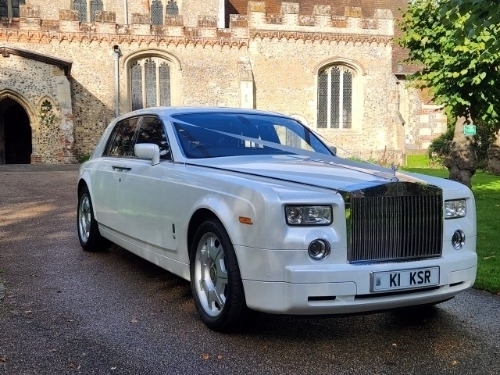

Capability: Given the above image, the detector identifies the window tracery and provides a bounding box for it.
[317,65,354,129]
[131,57,172,110]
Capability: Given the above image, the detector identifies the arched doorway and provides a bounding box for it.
[0,98,32,164]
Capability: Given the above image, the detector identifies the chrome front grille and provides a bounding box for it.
[346,182,443,263]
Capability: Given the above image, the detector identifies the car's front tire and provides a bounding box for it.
[190,219,250,332]
[77,186,108,252]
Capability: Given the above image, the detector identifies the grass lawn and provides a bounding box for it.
[404,155,500,294]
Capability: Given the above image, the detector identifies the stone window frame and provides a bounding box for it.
[315,57,365,131]
[0,0,25,18]
[124,50,182,112]
[73,0,103,22]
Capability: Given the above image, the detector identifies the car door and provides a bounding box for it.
[116,116,173,251]
[91,117,140,229]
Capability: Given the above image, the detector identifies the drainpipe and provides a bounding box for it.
[124,0,129,25]
[218,0,225,28]
[112,45,122,118]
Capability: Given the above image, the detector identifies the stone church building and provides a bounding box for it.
[0,0,446,164]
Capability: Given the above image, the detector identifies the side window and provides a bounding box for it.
[136,116,171,160]
[104,117,140,157]
[273,124,311,150]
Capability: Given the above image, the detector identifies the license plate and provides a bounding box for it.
[371,267,440,292]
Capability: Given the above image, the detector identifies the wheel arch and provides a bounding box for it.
[186,193,256,263]
[77,178,88,195]
[77,178,98,220]
[187,208,220,262]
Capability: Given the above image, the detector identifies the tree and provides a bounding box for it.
[398,0,500,186]
[440,0,500,175]
[440,1,500,33]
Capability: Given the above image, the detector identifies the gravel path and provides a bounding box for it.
[0,165,499,375]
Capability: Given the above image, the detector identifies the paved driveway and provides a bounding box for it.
[0,165,499,375]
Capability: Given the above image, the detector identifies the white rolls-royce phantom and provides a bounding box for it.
[77,107,477,332]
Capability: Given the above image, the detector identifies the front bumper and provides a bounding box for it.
[241,252,477,315]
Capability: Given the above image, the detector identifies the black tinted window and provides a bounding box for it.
[171,112,331,158]
[136,116,171,160]
[104,117,140,157]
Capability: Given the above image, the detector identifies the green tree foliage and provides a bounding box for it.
[399,0,500,124]
[440,1,500,33]
[398,0,500,184]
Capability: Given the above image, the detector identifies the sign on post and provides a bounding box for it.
[463,124,476,136]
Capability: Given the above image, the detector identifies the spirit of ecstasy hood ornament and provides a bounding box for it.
[390,163,399,182]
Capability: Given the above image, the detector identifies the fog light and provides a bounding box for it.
[451,230,465,250]
[308,239,331,260]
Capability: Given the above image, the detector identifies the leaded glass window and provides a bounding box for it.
[317,71,328,128]
[131,62,143,111]
[0,0,25,17]
[12,0,24,17]
[131,57,173,110]
[317,65,354,129]
[166,0,179,15]
[74,0,87,22]
[159,63,171,106]
[330,67,341,128]
[0,0,7,17]
[145,59,157,108]
[342,71,353,128]
[151,0,163,25]
[91,0,103,21]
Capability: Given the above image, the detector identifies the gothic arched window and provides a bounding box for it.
[166,0,179,15]
[317,65,354,129]
[131,57,172,110]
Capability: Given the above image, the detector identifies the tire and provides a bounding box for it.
[77,186,108,252]
[190,219,250,332]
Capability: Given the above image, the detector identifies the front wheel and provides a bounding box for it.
[77,186,108,252]
[190,219,250,332]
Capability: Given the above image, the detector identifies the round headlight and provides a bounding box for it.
[308,239,331,261]
[451,230,465,250]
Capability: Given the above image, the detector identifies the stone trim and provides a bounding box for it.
[250,31,392,45]
[0,45,72,76]
[0,28,391,48]
[0,29,250,49]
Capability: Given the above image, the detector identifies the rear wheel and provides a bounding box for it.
[190,219,250,332]
[77,186,108,252]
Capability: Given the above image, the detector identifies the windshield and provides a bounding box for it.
[171,112,332,158]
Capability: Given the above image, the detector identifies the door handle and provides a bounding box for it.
[112,165,132,172]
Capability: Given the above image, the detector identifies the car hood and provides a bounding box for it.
[187,154,431,193]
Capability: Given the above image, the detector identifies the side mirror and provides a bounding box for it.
[329,146,337,156]
[134,143,160,166]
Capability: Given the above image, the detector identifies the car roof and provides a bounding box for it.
[117,106,287,120]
